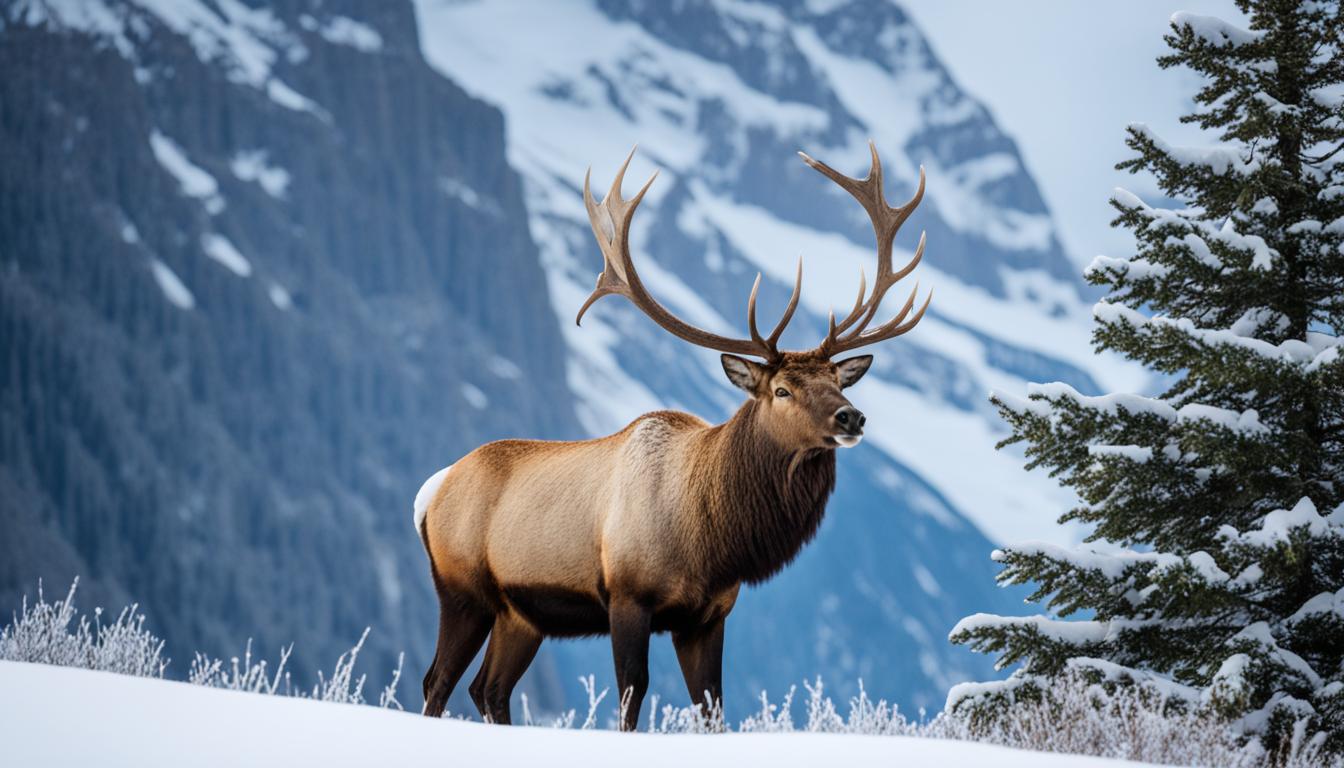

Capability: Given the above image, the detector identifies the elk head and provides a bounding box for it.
[577,143,931,453]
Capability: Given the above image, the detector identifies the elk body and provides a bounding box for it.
[417,144,931,729]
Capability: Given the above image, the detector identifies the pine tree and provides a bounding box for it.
[950,1,1344,753]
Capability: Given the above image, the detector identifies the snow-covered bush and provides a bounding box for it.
[189,629,404,709]
[1,579,402,709]
[0,579,167,678]
[506,671,1344,766]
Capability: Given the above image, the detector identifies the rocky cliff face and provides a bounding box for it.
[1,0,577,697]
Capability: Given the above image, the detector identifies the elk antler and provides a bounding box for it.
[797,141,932,357]
[577,147,802,362]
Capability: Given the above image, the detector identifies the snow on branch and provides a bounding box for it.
[949,613,1119,647]
[1129,123,1261,175]
[1094,301,1340,368]
[1027,380,1177,421]
[1287,587,1344,626]
[1170,12,1264,48]
[996,541,1176,580]
[1217,497,1344,548]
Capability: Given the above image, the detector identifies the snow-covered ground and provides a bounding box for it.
[0,661,1156,767]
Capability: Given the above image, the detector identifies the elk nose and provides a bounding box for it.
[834,406,865,433]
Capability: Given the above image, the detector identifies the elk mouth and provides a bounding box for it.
[828,434,863,448]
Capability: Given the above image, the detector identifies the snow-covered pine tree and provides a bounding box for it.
[950,1,1344,754]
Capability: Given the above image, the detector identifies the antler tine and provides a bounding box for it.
[766,257,803,349]
[800,142,932,356]
[822,285,933,356]
[747,257,802,356]
[747,273,765,347]
[577,147,790,361]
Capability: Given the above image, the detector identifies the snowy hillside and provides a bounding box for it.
[0,661,1159,768]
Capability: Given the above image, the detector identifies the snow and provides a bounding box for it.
[413,464,454,533]
[460,383,489,410]
[0,661,1153,768]
[26,0,328,118]
[230,150,291,198]
[1220,497,1341,547]
[1088,445,1153,462]
[1084,255,1170,281]
[1177,551,1230,583]
[132,0,323,116]
[1128,123,1259,176]
[11,0,134,55]
[1094,301,1335,367]
[439,177,497,213]
[1250,197,1278,215]
[149,259,195,310]
[1227,623,1322,688]
[911,564,942,598]
[299,14,383,52]
[267,79,326,118]
[201,233,252,277]
[268,282,292,310]
[150,131,225,214]
[1029,381,1178,421]
[995,541,1176,580]
[1230,563,1263,589]
[1175,403,1267,435]
[1287,587,1344,625]
[1064,658,1199,702]
[1170,12,1263,47]
[944,676,1030,711]
[487,356,523,380]
[950,614,1113,646]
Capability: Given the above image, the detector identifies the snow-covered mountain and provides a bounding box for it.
[2,0,1141,718]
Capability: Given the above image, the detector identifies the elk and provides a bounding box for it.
[416,143,931,730]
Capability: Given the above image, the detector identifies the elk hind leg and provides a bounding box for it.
[467,610,542,725]
[422,587,491,718]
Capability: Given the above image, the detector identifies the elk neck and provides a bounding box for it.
[692,399,837,589]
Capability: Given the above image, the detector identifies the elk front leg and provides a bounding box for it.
[608,597,651,731]
[673,616,725,719]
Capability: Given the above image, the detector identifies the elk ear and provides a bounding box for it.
[721,354,765,395]
[835,355,874,388]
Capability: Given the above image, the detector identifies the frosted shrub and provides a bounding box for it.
[188,639,292,695]
[0,579,167,678]
[190,628,404,710]
[942,670,1341,768]
[515,673,1339,766]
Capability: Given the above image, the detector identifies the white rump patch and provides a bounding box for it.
[413,464,454,533]
[834,434,862,448]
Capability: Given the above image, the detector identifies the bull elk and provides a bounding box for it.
[416,143,931,729]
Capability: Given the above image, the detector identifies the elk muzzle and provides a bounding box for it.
[831,406,865,447]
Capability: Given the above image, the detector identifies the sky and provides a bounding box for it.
[903,1,1250,266]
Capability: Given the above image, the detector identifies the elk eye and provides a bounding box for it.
[774,387,790,398]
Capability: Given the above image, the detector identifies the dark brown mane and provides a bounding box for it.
[697,399,837,588]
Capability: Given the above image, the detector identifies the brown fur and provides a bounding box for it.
[417,351,869,727]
